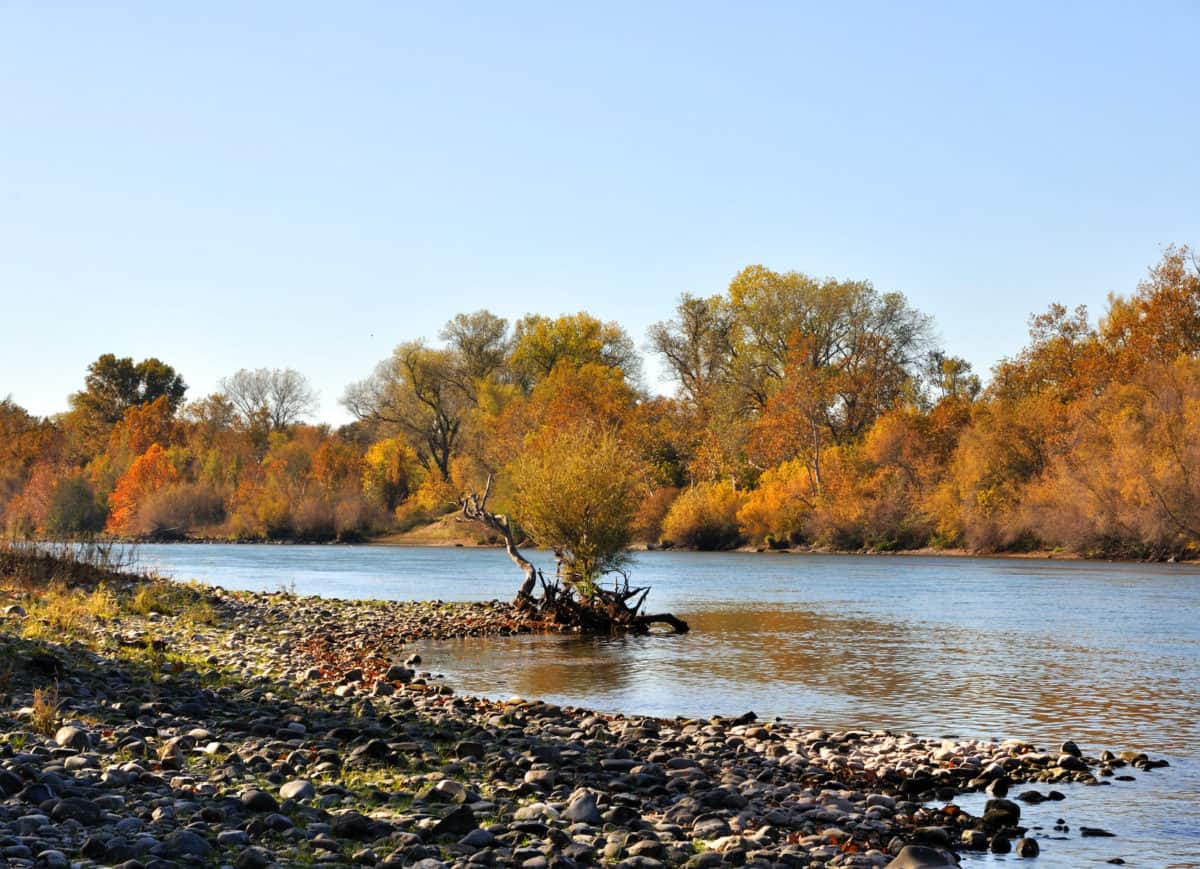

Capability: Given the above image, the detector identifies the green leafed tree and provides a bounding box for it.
[70,354,187,425]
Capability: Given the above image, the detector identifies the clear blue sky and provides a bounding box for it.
[3,2,1197,423]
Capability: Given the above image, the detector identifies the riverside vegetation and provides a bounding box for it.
[0,547,1173,869]
[4,247,1200,561]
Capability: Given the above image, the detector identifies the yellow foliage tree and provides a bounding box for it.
[661,480,744,550]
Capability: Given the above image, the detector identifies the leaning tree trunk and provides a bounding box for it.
[461,477,688,634]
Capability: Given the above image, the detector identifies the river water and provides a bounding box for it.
[132,544,1200,867]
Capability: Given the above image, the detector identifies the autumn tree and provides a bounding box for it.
[462,423,688,632]
[652,267,937,492]
[510,312,641,390]
[439,310,511,398]
[724,265,934,420]
[509,424,643,591]
[925,352,982,403]
[661,481,744,550]
[1,398,60,527]
[1101,245,1200,375]
[107,396,180,466]
[70,354,187,425]
[106,444,180,536]
[44,475,107,535]
[647,294,735,405]
[343,342,470,482]
[362,437,420,512]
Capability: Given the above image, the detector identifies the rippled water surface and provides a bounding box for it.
[135,544,1200,867]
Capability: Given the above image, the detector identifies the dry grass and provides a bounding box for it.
[0,539,136,590]
[30,684,60,736]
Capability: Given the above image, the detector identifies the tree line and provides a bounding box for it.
[3,246,1198,560]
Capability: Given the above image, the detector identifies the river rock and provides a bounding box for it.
[982,797,1020,830]
[0,768,24,796]
[524,768,556,789]
[1058,752,1089,772]
[52,797,104,825]
[884,845,959,868]
[240,788,280,812]
[36,851,68,869]
[54,725,92,751]
[1015,837,1040,857]
[432,804,476,836]
[565,789,603,825]
[235,846,275,868]
[280,779,315,801]
[455,739,485,759]
[332,810,375,838]
[161,829,212,858]
[385,664,413,682]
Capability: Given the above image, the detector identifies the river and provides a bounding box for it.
[130,544,1199,867]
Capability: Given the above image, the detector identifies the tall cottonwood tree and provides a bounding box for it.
[438,310,511,397]
[343,342,470,480]
[651,266,937,486]
[70,355,187,425]
[510,312,641,390]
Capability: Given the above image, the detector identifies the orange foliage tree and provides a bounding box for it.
[106,443,179,535]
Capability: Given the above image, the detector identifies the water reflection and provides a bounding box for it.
[417,603,1197,758]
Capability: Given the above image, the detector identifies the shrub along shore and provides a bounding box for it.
[0,560,1170,869]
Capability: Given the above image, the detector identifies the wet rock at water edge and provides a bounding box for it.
[960,830,988,850]
[1015,837,1040,857]
[385,663,414,682]
[1057,752,1089,772]
[884,844,960,867]
[981,797,1021,829]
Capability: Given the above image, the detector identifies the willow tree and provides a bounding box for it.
[463,424,687,633]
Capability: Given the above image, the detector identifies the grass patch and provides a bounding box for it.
[125,581,216,625]
[19,582,121,641]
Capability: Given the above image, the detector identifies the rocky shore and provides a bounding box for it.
[0,582,1169,869]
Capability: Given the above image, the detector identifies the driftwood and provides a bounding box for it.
[461,477,689,634]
